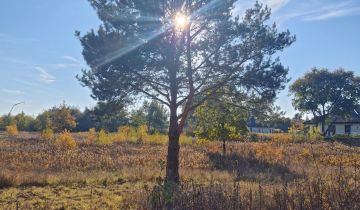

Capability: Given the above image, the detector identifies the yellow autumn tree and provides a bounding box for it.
[48,102,77,132]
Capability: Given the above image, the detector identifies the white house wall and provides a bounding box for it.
[317,123,360,135]
[353,124,360,134]
[250,127,274,134]
[335,124,345,134]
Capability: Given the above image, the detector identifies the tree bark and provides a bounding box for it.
[324,117,338,136]
[221,122,226,155]
[166,108,180,183]
[222,138,226,155]
[165,38,181,183]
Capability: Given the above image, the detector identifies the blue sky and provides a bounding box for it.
[0,0,359,117]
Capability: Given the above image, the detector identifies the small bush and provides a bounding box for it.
[308,127,322,141]
[116,126,130,142]
[180,134,193,145]
[147,131,167,145]
[271,133,291,143]
[137,125,148,142]
[41,128,54,141]
[5,125,18,136]
[196,138,211,145]
[97,129,112,144]
[248,133,259,142]
[114,126,137,142]
[86,128,97,144]
[55,129,77,149]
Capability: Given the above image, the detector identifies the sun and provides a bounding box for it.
[174,13,189,29]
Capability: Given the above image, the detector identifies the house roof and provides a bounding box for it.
[247,117,274,128]
[247,116,261,127]
[303,120,316,125]
[304,110,360,125]
[246,117,289,132]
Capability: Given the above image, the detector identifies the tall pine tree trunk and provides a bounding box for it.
[166,52,181,183]
[166,107,180,183]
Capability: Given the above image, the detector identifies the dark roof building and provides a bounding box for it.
[303,110,360,136]
[304,110,360,125]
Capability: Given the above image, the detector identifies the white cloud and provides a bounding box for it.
[44,63,80,69]
[35,66,56,84]
[262,0,290,12]
[38,56,83,70]
[234,0,290,16]
[303,6,360,21]
[62,55,81,64]
[1,89,24,95]
[274,0,360,23]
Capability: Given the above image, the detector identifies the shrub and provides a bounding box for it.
[196,138,211,145]
[308,127,322,141]
[47,102,77,132]
[137,125,148,142]
[248,133,259,142]
[180,134,193,145]
[41,128,54,141]
[5,125,18,136]
[55,129,77,149]
[114,126,136,142]
[271,133,291,143]
[97,129,112,144]
[86,128,97,144]
[117,126,130,142]
[147,131,167,145]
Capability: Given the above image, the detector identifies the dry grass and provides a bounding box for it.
[0,131,359,209]
[249,132,321,143]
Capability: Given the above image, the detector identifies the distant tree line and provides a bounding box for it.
[0,97,292,138]
[0,100,169,134]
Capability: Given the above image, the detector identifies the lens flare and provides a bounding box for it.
[93,0,225,68]
[174,13,189,29]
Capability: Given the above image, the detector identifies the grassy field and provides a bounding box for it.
[0,132,360,209]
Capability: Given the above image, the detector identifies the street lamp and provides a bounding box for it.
[8,102,25,116]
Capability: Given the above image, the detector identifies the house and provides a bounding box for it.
[304,110,360,136]
[247,117,276,134]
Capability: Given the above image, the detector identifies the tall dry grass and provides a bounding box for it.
[0,132,360,209]
[141,174,360,210]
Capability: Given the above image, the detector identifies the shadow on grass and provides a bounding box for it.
[335,139,360,147]
[208,152,302,184]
